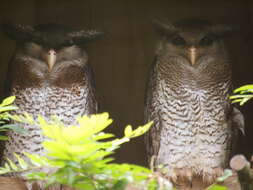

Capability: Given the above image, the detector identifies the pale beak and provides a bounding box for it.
[188,46,197,65]
[45,49,57,72]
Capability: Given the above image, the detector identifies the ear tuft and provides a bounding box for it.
[152,19,178,36]
[1,22,37,41]
[209,24,239,37]
[68,30,104,44]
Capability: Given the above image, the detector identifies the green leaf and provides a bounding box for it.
[23,113,36,124]
[74,181,96,190]
[207,184,228,190]
[0,96,16,107]
[66,169,76,186]
[110,137,130,150]
[231,99,243,104]
[0,124,27,134]
[0,167,11,174]
[147,179,158,190]
[4,163,10,171]
[240,97,252,105]
[0,106,18,113]
[217,169,232,182]
[25,153,47,167]
[230,94,253,99]
[25,172,47,180]
[93,133,115,141]
[6,158,18,170]
[125,122,153,138]
[0,135,8,140]
[234,84,253,93]
[112,179,128,190]
[14,153,28,170]
[124,125,133,137]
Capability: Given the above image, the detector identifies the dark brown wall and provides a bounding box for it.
[0,0,252,166]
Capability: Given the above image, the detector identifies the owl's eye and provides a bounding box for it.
[199,36,214,46]
[170,35,186,46]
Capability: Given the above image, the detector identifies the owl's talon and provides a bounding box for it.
[185,169,193,182]
[25,180,62,190]
[165,168,194,184]
[202,167,224,184]
[165,167,224,185]
[165,169,177,184]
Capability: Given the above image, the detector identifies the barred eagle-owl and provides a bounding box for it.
[1,22,102,188]
[144,19,244,184]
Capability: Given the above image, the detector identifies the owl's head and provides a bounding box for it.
[153,19,234,66]
[1,22,103,72]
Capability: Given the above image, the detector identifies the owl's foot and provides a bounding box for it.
[165,168,194,185]
[164,167,224,185]
[25,181,62,190]
[201,167,224,185]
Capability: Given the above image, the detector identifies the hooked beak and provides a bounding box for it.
[45,49,57,72]
[188,46,197,65]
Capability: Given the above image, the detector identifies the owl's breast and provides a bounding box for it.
[45,85,91,124]
[3,81,96,163]
[156,82,232,169]
[12,84,91,123]
[49,63,88,88]
[161,83,230,133]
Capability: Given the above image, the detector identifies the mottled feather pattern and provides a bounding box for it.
[145,51,235,182]
[3,82,97,164]
[0,23,100,190]
[69,30,103,39]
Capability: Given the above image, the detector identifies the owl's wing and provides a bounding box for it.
[232,107,244,135]
[84,63,98,114]
[1,54,16,99]
[144,56,162,165]
[0,55,16,159]
[229,106,244,158]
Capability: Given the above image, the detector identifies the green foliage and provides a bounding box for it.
[204,169,232,190]
[0,112,174,190]
[230,84,253,105]
[216,169,233,183]
[0,96,26,140]
[0,96,235,190]
[206,184,228,190]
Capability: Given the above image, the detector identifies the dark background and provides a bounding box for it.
[0,0,252,166]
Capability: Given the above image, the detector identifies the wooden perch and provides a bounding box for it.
[230,155,253,190]
[0,174,242,190]
[0,177,27,190]
[1,154,253,190]
[0,177,74,190]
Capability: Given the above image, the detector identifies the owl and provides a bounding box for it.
[1,23,102,188]
[144,19,244,184]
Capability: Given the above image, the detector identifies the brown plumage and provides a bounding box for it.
[144,19,244,184]
[1,23,102,189]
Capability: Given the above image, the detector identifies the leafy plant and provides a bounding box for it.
[0,96,236,190]
[0,112,174,190]
[0,96,26,140]
[204,169,233,190]
[206,185,228,190]
[230,84,253,105]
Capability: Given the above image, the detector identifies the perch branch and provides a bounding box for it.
[230,155,253,190]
